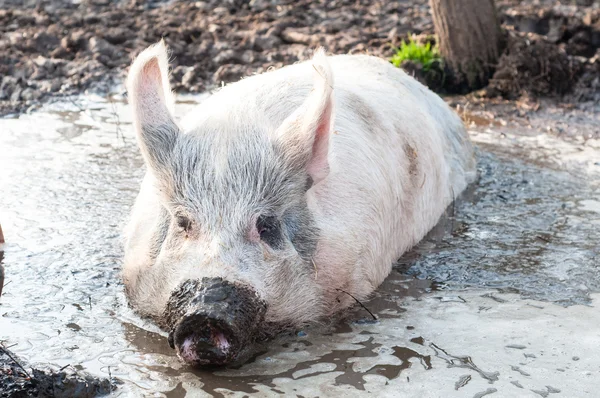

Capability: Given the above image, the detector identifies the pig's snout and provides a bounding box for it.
[164,277,266,367]
[169,311,237,366]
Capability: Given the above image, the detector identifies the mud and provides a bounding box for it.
[1,0,599,116]
[1,95,599,396]
[488,1,600,100]
[0,346,113,398]
[487,30,585,99]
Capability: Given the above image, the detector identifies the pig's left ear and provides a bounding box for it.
[127,40,179,175]
[275,48,334,185]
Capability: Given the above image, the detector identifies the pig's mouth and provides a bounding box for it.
[163,278,267,367]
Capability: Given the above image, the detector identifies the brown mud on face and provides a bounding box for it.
[163,278,267,367]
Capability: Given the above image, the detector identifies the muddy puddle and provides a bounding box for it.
[0,95,599,397]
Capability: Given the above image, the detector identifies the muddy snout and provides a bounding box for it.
[164,278,266,366]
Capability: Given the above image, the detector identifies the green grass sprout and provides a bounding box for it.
[391,36,442,71]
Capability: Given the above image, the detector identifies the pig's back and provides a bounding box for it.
[183,55,473,190]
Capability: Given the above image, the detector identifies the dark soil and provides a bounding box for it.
[0,347,113,398]
[1,0,598,116]
[0,0,433,115]
[489,2,600,101]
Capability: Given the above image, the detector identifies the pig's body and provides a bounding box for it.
[123,43,475,366]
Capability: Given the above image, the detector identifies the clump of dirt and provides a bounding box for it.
[569,57,600,102]
[501,5,600,58]
[485,3,600,99]
[487,30,586,99]
[0,348,113,398]
[401,58,447,92]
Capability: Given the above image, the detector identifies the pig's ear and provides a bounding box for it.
[127,40,179,173]
[275,48,334,185]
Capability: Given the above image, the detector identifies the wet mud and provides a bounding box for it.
[0,95,599,396]
[0,347,112,398]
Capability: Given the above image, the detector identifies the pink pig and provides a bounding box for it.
[123,41,475,366]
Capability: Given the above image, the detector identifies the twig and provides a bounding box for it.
[67,96,86,113]
[108,366,113,392]
[336,288,377,320]
[109,96,125,144]
[0,343,31,379]
[88,296,92,311]
[450,187,456,233]
[311,257,318,280]
[59,364,71,372]
[0,264,4,297]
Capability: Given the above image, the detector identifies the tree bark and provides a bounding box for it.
[430,0,504,91]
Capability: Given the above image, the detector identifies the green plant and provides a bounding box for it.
[390,37,442,71]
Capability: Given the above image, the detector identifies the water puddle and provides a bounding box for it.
[0,95,599,397]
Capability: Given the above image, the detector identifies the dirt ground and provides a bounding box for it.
[0,0,598,116]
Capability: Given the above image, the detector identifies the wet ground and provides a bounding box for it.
[0,95,599,397]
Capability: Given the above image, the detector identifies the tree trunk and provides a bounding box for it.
[430,0,504,91]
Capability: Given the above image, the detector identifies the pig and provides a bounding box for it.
[123,41,475,367]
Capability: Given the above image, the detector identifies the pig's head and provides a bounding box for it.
[123,42,334,366]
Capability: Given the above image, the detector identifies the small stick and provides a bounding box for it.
[311,258,318,280]
[59,364,71,372]
[88,296,92,311]
[0,343,31,379]
[108,366,113,391]
[0,264,4,297]
[336,288,377,321]
[450,187,456,232]
[0,223,4,244]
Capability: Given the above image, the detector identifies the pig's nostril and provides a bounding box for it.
[213,330,230,352]
[168,329,175,349]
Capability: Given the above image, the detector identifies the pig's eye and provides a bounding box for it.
[176,215,193,234]
[256,215,282,248]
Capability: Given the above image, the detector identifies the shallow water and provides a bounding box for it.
[0,95,599,397]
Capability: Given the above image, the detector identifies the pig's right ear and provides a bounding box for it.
[127,41,179,174]
[275,49,334,186]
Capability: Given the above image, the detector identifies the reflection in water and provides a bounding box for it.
[0,95,599,396]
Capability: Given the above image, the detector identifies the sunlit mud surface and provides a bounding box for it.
[0,96,599,397]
